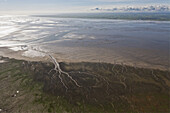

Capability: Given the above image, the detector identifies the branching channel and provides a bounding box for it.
[48,54,81,91]
[30,47,111,92]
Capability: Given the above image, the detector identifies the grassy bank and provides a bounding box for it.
[0,56,169,113]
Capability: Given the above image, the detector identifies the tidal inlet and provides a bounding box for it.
[0,0,170,113]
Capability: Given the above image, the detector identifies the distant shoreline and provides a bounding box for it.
[32,12,170,21]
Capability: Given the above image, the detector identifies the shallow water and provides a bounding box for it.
[0,15,169,69]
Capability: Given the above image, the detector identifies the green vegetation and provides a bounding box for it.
[0,56,169,113]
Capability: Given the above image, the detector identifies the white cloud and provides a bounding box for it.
[91,5,170,12]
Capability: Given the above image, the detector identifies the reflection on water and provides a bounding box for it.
[0,15,169,70]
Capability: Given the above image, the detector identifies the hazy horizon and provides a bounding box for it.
[0,0,170,14]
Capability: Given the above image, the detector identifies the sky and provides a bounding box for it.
[0,0,170,14]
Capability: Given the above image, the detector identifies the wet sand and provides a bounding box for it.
[0,16,169,70]
[0,46,169,71]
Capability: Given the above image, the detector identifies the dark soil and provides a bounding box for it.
[0,56,169,113]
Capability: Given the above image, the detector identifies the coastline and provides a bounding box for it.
[0,47,168,71]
